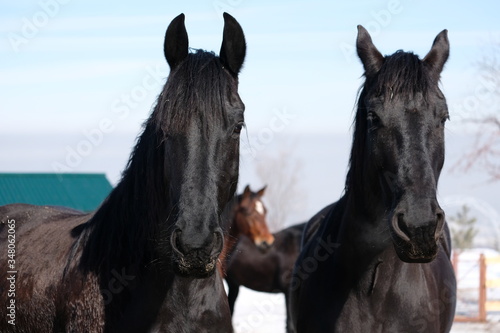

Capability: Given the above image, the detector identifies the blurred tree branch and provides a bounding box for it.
[453,42,500,181]
[255,145,305,231]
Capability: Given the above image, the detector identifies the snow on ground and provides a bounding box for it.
[455,249,500,317]
[227,249,500,333]
[230,287,500,333]
[230,287,287,333]
[451,321,500,332]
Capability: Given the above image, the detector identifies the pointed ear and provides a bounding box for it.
[256,185,267,197]
[356,25,384,77]
[242,185,251,199]
[423,29,449,80]
[220,12,246,76]
[164,13,189,70]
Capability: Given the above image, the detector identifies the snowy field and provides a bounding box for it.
[231,287,287,333]
[230,287,500,333]
[228,249,500,333]
[455,249,500,318]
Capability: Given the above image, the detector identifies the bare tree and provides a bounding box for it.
[454,42,500,180]
[254,147,305,231]
[459,118,500,179]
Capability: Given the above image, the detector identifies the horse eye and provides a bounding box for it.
[367,111,381,129]
[440,115,450,126]
[367,111,378,121]
[233,122,245,135]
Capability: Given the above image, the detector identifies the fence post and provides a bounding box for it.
[479,253,487,322]
[452,251,459,277]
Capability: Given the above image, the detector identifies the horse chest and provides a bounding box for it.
[335,256,444,333]
[155,275,233,333]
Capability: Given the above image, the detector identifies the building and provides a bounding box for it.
[0,173,112,212]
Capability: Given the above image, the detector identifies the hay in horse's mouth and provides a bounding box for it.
[174,254,218,278]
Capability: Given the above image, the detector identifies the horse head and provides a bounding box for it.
[159,13,246,277]
[354,25,449,263]
[235,185,275,251]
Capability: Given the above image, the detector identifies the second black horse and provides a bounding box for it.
[290,26,456,332]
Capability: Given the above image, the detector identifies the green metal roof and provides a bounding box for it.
[0,173,112,212]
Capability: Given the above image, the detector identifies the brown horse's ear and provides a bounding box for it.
[423,29,449,81]
[256,185,267,197]
[356,25,384,77]
[242,185,251,199]
[164,13,189,70]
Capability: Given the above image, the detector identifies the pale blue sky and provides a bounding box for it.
[2,0,500,136]
[1,1,500,227]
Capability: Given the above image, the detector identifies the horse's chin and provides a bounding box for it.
[256,242,272,253]
[392,238,439,263]
[173,255,218,278]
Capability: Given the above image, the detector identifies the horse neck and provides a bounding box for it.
[346,177,385,220]
[339,159,393,260]
[82,122,171,274]
[219,197,242,272]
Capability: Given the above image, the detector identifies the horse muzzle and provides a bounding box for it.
[255,235,275,253]
[170,228,223,277]
[390,206,445,263]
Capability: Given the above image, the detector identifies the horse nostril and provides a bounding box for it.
[256,241,271,252]
[211,230,224,256]
[435,210,445,238]
[392,213,411,242]
[436,211,445,224]
[170,229,185,256]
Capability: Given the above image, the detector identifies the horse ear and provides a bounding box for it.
[220,12,246,76]
[164,13,189,70]
[356,25,384,77]
[242,185,251,199]
[256,185,267,197]
[423,29,449,79]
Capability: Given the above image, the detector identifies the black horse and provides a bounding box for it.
[226,222,305,333]
[290,26,456,332]
[0,13,246,333]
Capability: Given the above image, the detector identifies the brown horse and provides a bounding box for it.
[220,185,275,273]
[226,222,305,332]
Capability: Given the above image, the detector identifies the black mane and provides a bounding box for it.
[370,50,431,97]
[155,49,231,135]
[78,49,231,275]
